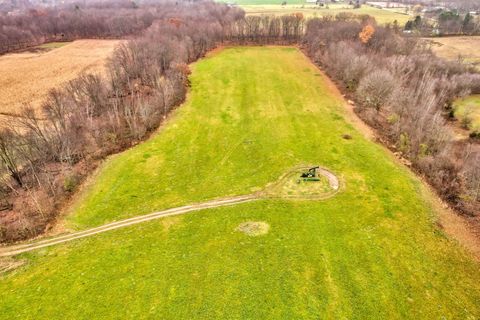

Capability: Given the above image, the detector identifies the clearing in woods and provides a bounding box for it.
[0,39,121,115]
[424,36,480,68]
[1,47,480,319]
[453,94,480,133]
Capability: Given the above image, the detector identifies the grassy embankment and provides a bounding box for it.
[1,47,479,319]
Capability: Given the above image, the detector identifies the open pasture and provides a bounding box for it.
[425,36,480,68]
[0,39,120,115]
[239,3,411,25]
[1,47,479,319]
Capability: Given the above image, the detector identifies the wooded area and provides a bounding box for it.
[0,1,244,241]
[1,0,166,54]
[303,19,480,216]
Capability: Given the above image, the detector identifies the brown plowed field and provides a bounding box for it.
[0,39,121,115]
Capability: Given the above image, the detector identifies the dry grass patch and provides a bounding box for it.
[161,216,183,233]
[425,36,480,67]
[0,39,121,115]
[0,257,25,274]
[242,4,411,25]
[236,221,270,236]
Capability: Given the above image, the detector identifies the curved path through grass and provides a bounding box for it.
[0,195,257,257]
[1,47,480,319]
[1,166,340,256]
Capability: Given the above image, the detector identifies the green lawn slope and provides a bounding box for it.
[1,47,479,319]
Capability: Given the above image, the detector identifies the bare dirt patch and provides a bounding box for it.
[236,221,270,236]
[0,39,121,115]
[0,257,25,274]
[420,182,480,261]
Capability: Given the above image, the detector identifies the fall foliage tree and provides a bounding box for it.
[359,24,375,44]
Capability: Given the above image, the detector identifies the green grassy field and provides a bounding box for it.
[235,3,410,25]
[1,47,480,319]
[454,94,480,132]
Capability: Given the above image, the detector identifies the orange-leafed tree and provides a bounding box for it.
[293,12,304,21]
[359,24,375,44]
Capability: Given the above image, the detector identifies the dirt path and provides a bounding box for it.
[0,195,257,257]
[0,165,343,257]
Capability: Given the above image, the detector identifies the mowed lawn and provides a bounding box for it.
[1,47,480,319]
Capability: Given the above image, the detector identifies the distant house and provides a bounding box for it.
[305,0,318,4]
[7,9,22,16]
[366,1,407,9]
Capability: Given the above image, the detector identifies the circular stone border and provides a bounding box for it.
[316,167,340,191]
[260,165,342,200]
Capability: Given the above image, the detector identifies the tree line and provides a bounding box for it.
[0,0,244,242]
[0,0,163,54]
[404,11,480,35]
[224,13,305,44]
[0,0,311,242]
[303,18,480,218]
[390,0,479,12]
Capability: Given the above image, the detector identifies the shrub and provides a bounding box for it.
[63,175,79,193]
[343,55,373,90]
[356,69,395,110]
[303,18,479,216]
[359,25,375,44]
[459,105,474,129]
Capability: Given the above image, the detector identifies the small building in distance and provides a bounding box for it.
[366,1,408,9]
